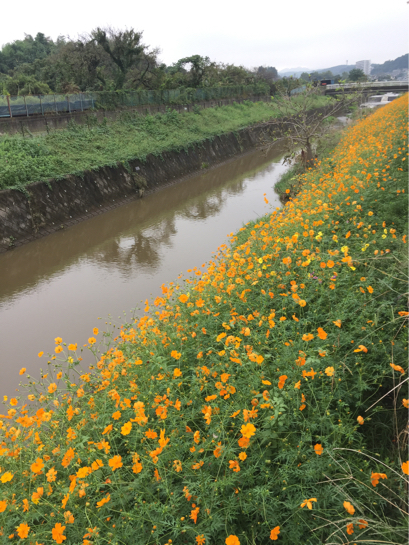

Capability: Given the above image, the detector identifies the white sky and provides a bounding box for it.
[1,0,407,71]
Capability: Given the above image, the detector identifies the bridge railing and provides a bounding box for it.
[325,81,408,91]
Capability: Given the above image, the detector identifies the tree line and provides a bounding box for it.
[0,29,281,96]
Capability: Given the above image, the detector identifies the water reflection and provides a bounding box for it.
[0,146,287,397]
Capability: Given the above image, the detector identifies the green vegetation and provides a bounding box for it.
[0,96,407,544]
[0,96,329,190]
[0,30,279,95]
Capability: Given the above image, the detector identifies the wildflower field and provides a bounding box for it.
[1,96,408,544]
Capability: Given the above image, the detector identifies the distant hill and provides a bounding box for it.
[278,67,311,77]
[278,65,353,78]
[371,54,408,75]
[315,64,353,76]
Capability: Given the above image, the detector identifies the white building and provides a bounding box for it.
[356,60,371,76]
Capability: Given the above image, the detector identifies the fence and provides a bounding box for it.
[0,84,269,119]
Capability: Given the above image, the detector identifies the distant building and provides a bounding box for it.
[356,60,371,76]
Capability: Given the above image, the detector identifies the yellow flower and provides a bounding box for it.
[0,472,14,483]
[300,498,317,509]
[325,367,335,377]
[343,501,355,515]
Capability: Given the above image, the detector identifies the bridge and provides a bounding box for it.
[323,81,408,96]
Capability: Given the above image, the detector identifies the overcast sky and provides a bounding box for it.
[1,0,407,71]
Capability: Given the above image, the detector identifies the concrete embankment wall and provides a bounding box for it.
[0,124,273,252]
[0,95,269,136]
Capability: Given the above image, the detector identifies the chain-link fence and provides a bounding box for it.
[0,84,269,118]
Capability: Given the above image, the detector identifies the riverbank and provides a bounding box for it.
[0,123,279,252]
[0,97,332,251]
[1,96,407,544]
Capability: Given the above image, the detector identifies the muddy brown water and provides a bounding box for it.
[0,147,288,398]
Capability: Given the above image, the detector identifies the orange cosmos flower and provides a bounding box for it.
[371,472,387,486]
[145,429,158,439]
[325,367,335,377]
[16,523,30,539]
[333,320,341,328]
[354,345,368,353]
[112,411,121,420]
[190,506,200,524]
[93,328,99,335]
[196,535,206,545]
[221,373,231,383]
[357,416,364,425]
[270,526,280,540]
[346,523,354,535]
[238,436,250,448]
[314,444,323,455]
[317,327,327,340]
[91,459,103,471]
[0,472,13,483]
[38,351,44,357]
[358,519,368,529]
[48,383,57,394]
[390,363,405,374]
[88,337,96,345]
[171,350,181,360]
[240,423,256,438]
[173,460,182,472]
[19,368,26,375]
[108,455,122,471]
[121,422,132,435]
[10,398,18,406]
[278,375,287,389]
[31,487,44,504]
[239,452,247,461]
[63,511,75,524]
[68,343,77,351]
[367,286,373,294]
[52,522,66,543]
[173,368,182,377]
[225,536,240,545]
[30,458,44,474]
[302,333,314,342]
[46,467,57,482]
[213,442,223,458]
[343,501,355,515]
[179,294,189,303]
[0,500,7,513]
[294,380,301,389]
[96,494,111,508]
[229,460,241,472]
[55,345,63,354]
[402,399,409,409]
[300,498,317,509]
[102,424,113,435]
[401,461,409,475]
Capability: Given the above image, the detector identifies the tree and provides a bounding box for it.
[260,84,362,167]
[91,27,147,89]
[348,68,367,82]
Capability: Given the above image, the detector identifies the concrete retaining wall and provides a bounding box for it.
[0,123,272,252]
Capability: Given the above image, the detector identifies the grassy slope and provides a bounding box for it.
[0,96,407,544]
[0,96,330,190]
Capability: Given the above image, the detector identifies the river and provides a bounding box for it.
[0,147,287,398]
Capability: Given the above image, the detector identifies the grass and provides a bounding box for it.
[0,96,330,191]
[0,96,407,545]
